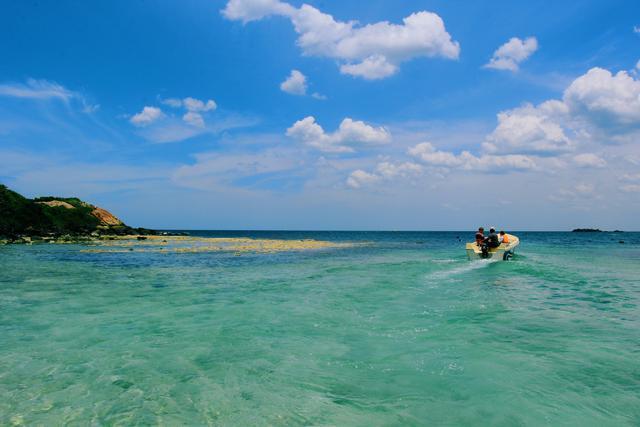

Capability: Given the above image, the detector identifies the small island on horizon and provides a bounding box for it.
[571,228,624,233]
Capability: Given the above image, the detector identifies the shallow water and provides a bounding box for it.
[1,231,639,425]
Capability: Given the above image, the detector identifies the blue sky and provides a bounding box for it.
[1,0,639,230]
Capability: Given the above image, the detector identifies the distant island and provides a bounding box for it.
[0,184,158,244]
[571,228,624,233]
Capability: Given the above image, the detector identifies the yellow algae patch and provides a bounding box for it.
[81,235,358,254]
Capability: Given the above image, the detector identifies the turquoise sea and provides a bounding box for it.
[1,231,639,425]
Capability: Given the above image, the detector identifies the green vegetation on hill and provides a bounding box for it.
[0,184,155,240]
[0,185,49,237]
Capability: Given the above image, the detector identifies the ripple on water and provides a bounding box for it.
[1,232,639,425]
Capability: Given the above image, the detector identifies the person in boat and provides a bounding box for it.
[475,227,485,246]
[499,230,509,245]
[484,227,500,249]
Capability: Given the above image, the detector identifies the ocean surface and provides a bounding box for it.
[1,231,639,425]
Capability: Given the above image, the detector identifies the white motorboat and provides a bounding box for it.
[466,234,519,260]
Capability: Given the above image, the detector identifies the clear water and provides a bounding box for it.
[1,231,639,425]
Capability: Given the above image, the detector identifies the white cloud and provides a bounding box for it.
[346,161,422,189]
[563,67,640,131]
[340,54,398,80]
[621,173,640,182]
[135,96,218,131]
[287,117,350,153]
[280,69,307,95]
[286,116,391,152]
[222,0,294,23]
[347,63,640,191]
[183,111,205,128]
[311,92,327,100]
[0,78,74,101]
[138,113,258,144]
[183,97,217,112]
[619,174,640,192]
[346,169,380,188]
[409,142,536,171]
[482,65,640,158]
[573,153,606,168]
[375,161,423,179]
[130,106,163,127]
[222,0,460,79]
[408,142,464,167]
[482,101,574,155]
[161,98,183,108]
[485,37,538,72]
[160,97,217,112]
[634,26,640,34]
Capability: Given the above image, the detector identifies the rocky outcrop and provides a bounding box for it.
[91,207,123,226]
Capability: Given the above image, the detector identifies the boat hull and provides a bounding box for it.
[465,234,519,261]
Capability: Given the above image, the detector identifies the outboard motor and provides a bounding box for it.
[481,244,489,258]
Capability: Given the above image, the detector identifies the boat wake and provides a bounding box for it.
[426,258,499,282]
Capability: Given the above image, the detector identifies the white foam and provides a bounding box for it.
[426,258,498,282]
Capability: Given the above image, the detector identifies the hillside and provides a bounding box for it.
[0,184,155,240]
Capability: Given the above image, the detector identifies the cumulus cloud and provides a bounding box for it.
[573,153,606,168]
[485,37,538,72]
[222,0,460,79]
[482,65,640,157]
[348,63,640,190]
[346,161,422,188]
[280,69,307,95]
[286,116,391,152]
[130,106,163,127]
[183,111,205,128]
[563,67,640,135]
[346,170,380,188]
[409,142,536,171]
[482,101,573,155]
[161,97,217,112]
[183,97,217,112]
[154,96,217,127]
[340,54,398,80]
